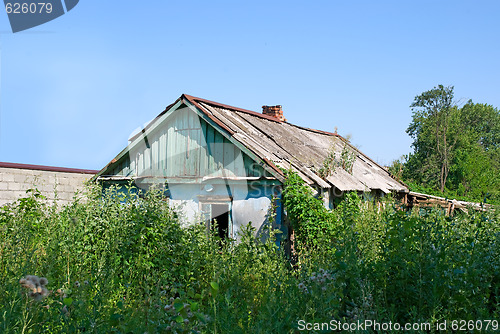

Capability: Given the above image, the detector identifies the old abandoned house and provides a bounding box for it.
[96,94,408,240]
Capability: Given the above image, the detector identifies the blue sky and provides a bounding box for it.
[0,1,499,170]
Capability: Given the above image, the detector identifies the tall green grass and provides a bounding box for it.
[0,178,498,333]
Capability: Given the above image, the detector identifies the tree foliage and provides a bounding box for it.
[399,85,500,203]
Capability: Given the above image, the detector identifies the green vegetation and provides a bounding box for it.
[318,136,356,178]
[390,85,500,204]
[1,176,499,333]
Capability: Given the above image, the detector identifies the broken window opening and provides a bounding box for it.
[201,202,231,239]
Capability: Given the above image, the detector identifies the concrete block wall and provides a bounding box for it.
[0,162,98,207]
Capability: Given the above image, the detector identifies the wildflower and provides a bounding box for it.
[19,275,49,301]
[184,318,189,325]
[75,281,80,288]
[310,275,316,281]
[164,304,172,311]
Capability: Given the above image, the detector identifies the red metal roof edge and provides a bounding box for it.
[183,95,286,180]
[262,157,285,178]
[182,94,284,123]
[0,162,98,174]
[181,94,236,135]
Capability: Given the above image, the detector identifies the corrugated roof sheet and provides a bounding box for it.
[192,97,407,193]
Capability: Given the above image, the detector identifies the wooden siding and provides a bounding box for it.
[108,107,270,179]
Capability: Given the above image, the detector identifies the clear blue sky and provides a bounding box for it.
[1,1,499,170]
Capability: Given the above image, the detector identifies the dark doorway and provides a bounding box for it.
[211,203,229,239]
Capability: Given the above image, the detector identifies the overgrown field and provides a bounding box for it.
[1,176,499,333]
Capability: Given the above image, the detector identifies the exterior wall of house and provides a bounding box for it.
[131,181,284,242]
[101,105,284,240]
[106,106,271,180]
[0,163,96,207]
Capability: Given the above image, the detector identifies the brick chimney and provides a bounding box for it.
[262,105,286,122]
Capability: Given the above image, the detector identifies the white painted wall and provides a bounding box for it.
[165,183,273,239]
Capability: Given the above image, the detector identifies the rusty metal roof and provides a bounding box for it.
[183,95,408,193]
[0,161,98,174]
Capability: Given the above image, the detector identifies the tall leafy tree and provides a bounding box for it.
[405,85,459,192]
[401,85,500,202]
[449,102,500,200]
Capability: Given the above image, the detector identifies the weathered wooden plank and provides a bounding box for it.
[243,154,253,177]
[166,119,175,177]
[151,136,158,174]
[123,155,130,176]
[206,125,216,176]
[159,132,166,176]
[177,109,187,176]
[199,120,208,176]
[214,131,224,177]
[223,137,235,177]
[187,109,201,176]
[144,146,151,174]
[137,152,144,176]
[130,153,136,176]
[193,114,202,176]
[233,149,244,176]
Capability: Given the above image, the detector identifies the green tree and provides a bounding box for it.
[402,85,500,202]
[449,101,500,200]
[405,85,459,192]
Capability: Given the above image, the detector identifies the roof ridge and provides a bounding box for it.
[183,94,283,123]
[184,94,349,139]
